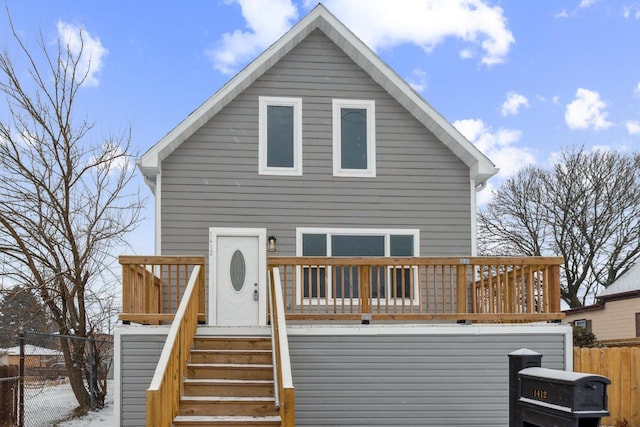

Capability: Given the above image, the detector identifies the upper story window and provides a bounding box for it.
[332,99,376,177]
[258,96,302,175]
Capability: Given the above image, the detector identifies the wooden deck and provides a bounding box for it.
[119,256,564,325]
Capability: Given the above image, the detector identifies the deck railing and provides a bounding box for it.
[145,264,204,427]
[267,256,564,323]
[268,267,295,426]
[119,256,205,325]
[118,256,564,324]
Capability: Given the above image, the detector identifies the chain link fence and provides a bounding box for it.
[1,331,113,427]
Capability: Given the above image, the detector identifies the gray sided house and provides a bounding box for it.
[115,5,570,427]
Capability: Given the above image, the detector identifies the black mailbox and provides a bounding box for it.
[518,367,610,427]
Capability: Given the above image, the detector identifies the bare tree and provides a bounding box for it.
[0,17,144,412]
[478,147,640,308]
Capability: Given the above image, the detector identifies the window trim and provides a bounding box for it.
[574,319,587,328]
[258,96,303,176]
[332,99,376,177]
[296,228,419,305]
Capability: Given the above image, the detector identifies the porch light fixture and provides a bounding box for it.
[267,235,277,252]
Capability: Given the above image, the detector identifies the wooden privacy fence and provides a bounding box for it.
[267,256,564,322]
[0,365,19,427]
[574,346,640,426]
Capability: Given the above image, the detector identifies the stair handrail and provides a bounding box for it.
[145,264,203,427]
[268,266,296,426]
[268,274,281,411]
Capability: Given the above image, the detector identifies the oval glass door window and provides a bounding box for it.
[230,250,246,292]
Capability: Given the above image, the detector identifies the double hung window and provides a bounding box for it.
[258,97,302,175]
[332,100,376,177]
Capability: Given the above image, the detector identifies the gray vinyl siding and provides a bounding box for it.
[119,332,167,426]
[160,29,471,257]
[288,330,567,426]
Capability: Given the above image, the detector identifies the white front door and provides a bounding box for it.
[209,228,266,326]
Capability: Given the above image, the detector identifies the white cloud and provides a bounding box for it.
[91,143,132,174]
[407,68,428,92]
[454,118,486,143]
[554,9,570,18]
[323,0,514,66]
[209,0,514,73]
[56,21,107,87]
[579,0,598,8]
[634,82,640,97]
[454,118,535,179]
[552,95,560,104]
[205,0,298,74]
[623,5,640,18]
[501,91,529,116]
[459,48,474,59]
[564,88,613,130]
[626,120,640,135]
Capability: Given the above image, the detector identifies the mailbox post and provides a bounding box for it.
[508,349,543,427]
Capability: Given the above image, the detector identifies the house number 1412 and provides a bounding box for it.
[533,389,548,399]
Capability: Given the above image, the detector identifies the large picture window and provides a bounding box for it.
[258,96,302,175]
[296,228,419,303]
[332,99,375,177]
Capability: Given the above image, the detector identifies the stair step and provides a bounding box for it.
[183,378,274,397]
[173,415,281,426]
[187,363,273,380]
[194,336,271,351]
[179,396,278,417]
[190,349,272,364]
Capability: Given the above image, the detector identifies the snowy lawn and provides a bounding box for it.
[21,380,114,427]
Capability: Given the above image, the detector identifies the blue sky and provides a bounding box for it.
[1,0,640,255]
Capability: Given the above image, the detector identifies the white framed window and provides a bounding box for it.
[258,96,302,175]
[295,228,419,304]
[332,99,376,177]
[574,319,587,328]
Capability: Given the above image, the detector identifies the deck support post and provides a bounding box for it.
[456,265,468,315]
[359,266,370,323]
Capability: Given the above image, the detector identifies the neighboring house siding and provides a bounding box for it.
[288,329,567,426]
[565,298,640,340]
[119,333,166,426]
[160,29,471,257]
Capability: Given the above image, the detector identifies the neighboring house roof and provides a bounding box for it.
[0,345,62,357]
[138,4,497,190]
[598,262,640,298]
[564,262,640,315]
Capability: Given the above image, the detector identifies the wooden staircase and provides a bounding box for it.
[172,336,281,427]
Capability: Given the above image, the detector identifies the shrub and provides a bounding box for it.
[573,325,598,347]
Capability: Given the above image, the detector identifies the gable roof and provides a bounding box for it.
[598,262,640,298]
[138,4,497,188]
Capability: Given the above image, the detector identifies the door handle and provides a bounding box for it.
[253,283,259,301]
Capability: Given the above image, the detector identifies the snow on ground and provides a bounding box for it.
[22,380,114,426]
[55,404,114,427]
